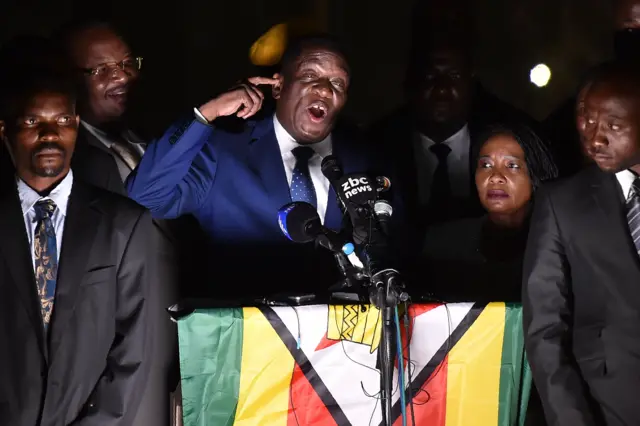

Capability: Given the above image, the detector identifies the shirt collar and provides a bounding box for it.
[17,170,74,217]
[273,114,332,157]
[81,120,142,147]
[616,169,637,200]
[420,124,470,152]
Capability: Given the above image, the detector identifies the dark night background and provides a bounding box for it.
[0,0,613,135]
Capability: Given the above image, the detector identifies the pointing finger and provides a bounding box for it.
[247,76,280,86]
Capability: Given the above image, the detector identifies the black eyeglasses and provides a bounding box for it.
[82,57,143,77]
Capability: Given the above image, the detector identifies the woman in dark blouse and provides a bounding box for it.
[422,123,558,302]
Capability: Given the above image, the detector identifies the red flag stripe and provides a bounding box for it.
[287,362,338,426]
[393,355,448,426]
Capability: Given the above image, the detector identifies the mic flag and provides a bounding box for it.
[337,173,377,206]
[321,155,383,209]
[321,155,392,245]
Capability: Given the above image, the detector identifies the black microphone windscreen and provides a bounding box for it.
[321,155,344,181]
[277,201,321,243]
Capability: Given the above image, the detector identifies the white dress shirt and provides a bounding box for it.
[81,120,145,181]
[617,169,637,201]
[414,124,471,206]
[18,171,73,271]
[273,114,332,222]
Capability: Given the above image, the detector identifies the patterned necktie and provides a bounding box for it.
[429,143,452,206]
[33,199,58,328]
[110,138,142,170]
[626,177,640,255]
[290,146,317,207]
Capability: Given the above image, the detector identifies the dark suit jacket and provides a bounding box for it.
[72,138,126,195]
[523,165,640,426]
[0,178,152,426]
[74,126,184,426]
[369,105,483,227]
[422,216,526,302]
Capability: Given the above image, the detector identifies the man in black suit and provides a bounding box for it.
[0,71,151,425]
[524,60,640,425]
[369,32,537,274]
[56,21,145,187]
[55,21,184,425]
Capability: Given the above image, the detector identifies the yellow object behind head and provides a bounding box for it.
[249,23,288,66]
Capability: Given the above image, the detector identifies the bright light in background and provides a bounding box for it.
[530,64,551,87]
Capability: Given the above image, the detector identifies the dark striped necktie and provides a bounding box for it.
[626,177,640,255]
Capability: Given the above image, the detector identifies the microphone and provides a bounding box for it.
[373,199,393,236]
[321,155,385,205]
[321,155,391,200]
[277,201,355,255]
[360,199,398,278]
[321,155,348,212]
[277,201,364,280]
[321,155,382,244]
[376,176,391,193]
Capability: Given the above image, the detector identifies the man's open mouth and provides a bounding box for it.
[307,101,329,122]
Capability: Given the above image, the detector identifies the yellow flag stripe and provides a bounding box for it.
[445,302,506,426]
[235,307,295,425]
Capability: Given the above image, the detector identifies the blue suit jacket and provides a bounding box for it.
[127,115,384,298]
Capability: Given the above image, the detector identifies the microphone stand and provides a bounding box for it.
[369,269,408,426]
[317,192,408,424]
[315,233,368,292]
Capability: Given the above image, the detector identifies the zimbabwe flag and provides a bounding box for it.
[177,302,531,426]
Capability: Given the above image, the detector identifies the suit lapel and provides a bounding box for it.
[0,182,47,361]
[246,118,291,212]
[324,186,343,230]
[590,169,640,293]
[48,182,101,361]
[78,126,108,153]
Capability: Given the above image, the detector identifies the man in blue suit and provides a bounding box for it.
[127,36,384,299]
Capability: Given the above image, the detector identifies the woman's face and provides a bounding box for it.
[475,135,532,215]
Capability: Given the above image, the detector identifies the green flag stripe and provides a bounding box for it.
[178,308,244,426]
[497,303,531,426]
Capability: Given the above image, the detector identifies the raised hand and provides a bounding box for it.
[198,76,280,121]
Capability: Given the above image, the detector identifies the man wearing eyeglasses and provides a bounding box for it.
[55,20,180,426]
[56,21,144,188]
